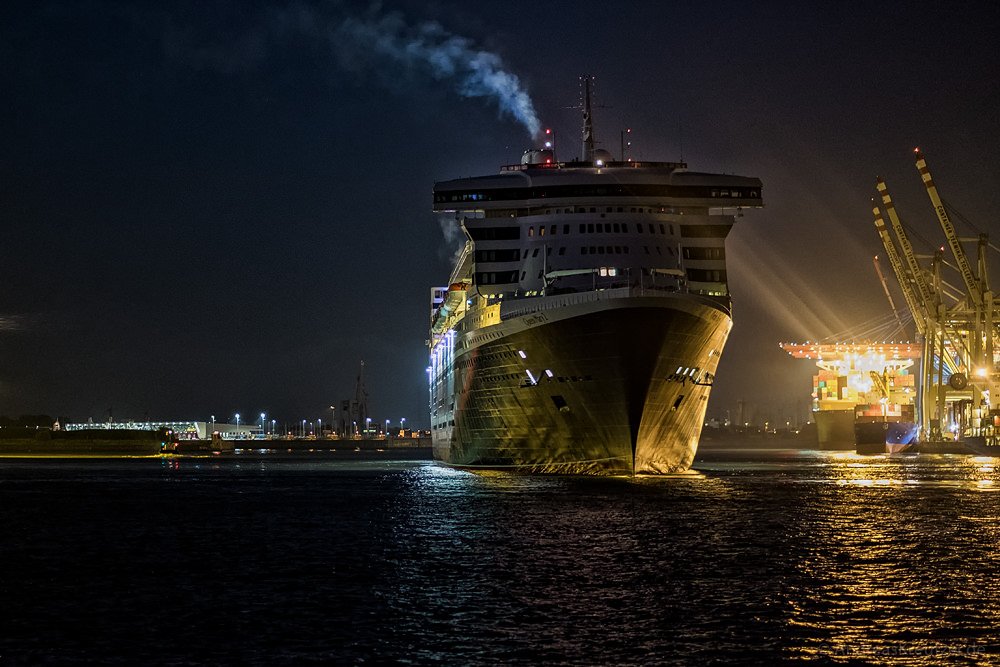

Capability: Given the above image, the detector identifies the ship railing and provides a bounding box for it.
[499,285,657,320]
[499,160,687,172]
[497,283,729,321]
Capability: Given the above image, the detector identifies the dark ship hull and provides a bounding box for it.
[855,419,919,454]
[431,293,731,475]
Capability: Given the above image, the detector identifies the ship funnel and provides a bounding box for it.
[522,149,555,165]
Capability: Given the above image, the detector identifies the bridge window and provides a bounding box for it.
[474,270,519,285]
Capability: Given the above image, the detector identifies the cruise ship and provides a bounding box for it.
[428,79,763,474]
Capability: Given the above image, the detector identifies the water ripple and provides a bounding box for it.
[0,450,997,664]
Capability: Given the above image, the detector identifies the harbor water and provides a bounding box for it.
[1,448,998,665]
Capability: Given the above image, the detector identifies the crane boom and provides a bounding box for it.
[872,204,925,335]
[872,255,901,325]
[876,177,934,309]
[914,149,982,307]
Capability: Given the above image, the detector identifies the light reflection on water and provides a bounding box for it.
[0,448,997,664]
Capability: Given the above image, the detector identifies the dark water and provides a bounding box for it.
[1,448,998,665]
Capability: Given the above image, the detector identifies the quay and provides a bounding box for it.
[170,435,432,458]
[0,426,432,458]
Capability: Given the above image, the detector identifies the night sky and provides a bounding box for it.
[3,1,999,429]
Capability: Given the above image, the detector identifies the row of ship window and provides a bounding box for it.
[527,221,673,237]
[545,206,669,215]
[475,245,724,263]
[434,185,761,203]
[468,224,731,241]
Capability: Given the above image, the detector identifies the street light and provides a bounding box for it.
[365,417,371,437]
[236,413,240,439]
[260,412,265,439]
[385,419,389,438]
[401,417,406,434]
[271,419,276,436]
[329,405,336,437]
[301,419,306,438]
[316,419,321,436]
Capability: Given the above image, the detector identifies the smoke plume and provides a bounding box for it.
[332,10,541,138]
[162,3,541,139]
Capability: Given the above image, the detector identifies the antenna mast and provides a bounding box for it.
[581,75,595,162]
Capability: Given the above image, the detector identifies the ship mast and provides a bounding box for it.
[581,75,595,162]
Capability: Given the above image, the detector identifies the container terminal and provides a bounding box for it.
[782,150,999,455]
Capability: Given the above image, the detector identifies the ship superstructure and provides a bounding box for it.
[428,78,763,474]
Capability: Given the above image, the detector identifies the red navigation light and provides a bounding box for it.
[545,128,551,135]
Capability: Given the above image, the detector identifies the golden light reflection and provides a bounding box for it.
[811,451,1000,491]
[786,452,998,662]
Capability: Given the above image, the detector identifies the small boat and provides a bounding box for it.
[885,421,919,453]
